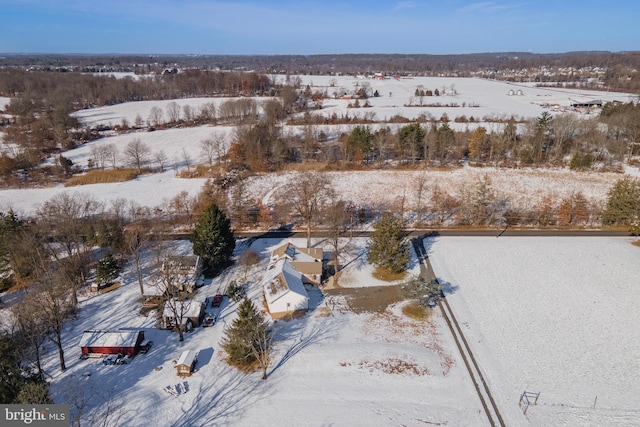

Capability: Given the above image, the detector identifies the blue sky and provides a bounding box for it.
[1,0,638,55]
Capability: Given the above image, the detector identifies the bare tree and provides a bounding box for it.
[35,267,74,373]
[147,106,164,127]
[11,292,48,379]
[123,138,151,172]
[104,144,118,169]
[200,136,217,167]
[238,249,260,281]
[182,104,193,123]
[214,132,229,163]
[154,150,168,172]
[169,191,196,229]
[281,171,334,248]
[90,144,108,169]
[38,193,101,307]
[124,223,149,297]
[181,148,192,171]
[325,200,352,275]
[249,322,273,380]
[165,101,181,124]
[413,173,429,226]
[134,113,144,128]
[152,255,197,342]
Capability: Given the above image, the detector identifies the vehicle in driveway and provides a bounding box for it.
[211,294,223,307]
[203,313,215,327]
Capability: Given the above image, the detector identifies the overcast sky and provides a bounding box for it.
[1,0,638,55]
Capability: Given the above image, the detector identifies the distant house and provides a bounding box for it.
[176,350,198,377]
[570,99,603,108]
[262,259,310,317]
[270,242,323,284]
[162,255,204,293]
[162,299,206,330]
[79,330,145,357]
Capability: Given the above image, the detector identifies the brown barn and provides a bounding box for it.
[79,330,145,357]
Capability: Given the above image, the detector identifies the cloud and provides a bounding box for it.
[393,1,418,11]
[458,1,525,15]
[459,2,495,13]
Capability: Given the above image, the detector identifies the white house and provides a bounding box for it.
[262,259,309,317]
[270,242,323,284]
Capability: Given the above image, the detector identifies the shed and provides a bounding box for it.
[176,350,198,377]
[79,330,145,357]
[162,299,206,330]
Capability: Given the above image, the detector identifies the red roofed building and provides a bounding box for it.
[79,330,145,357]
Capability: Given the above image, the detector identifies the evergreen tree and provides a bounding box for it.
[221,298,272,378]
[0,334,23,403]
[602,176,640,225]
[0,210,22,290]
[191,203,235,273]
[367,212,409,274]
[398,123,425,163]
[345,126,374,162]
[96,253,120,285]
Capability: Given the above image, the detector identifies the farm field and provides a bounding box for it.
[428,236,640,426]
[1,75,639,216]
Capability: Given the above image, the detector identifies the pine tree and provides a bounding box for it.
[191,203,235,273]
[367,212,409,274]
[96,253,120,285]
[221,298,272,378]
[602,176,640,225]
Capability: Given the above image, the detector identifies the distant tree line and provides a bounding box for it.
[2,52,639,92]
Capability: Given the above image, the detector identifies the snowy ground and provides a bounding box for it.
[12,237,482,426]
[1,75,638,217]
[3,231,639,426]
[428,236,640,426]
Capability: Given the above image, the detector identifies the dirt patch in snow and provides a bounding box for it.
[323,284,404,313]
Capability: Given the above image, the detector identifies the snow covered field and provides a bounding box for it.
[27,237,483,427]
[1,75,638,216]
[2,229,639,424]
[428,236,640,426]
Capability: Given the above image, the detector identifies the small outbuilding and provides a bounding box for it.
[162,299,206,330]
[79,330,145,357]
[176,350,198,377]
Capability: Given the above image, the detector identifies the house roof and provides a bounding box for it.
[177,349,197,367]
[163,298,204,320]
[163,255,202,272]
[262,259,309,305]
[271,242,322,263]
[79,330,142,348]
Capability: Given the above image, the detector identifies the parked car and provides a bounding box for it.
[211,294,223,307]
[117,354,132,365]
[102,354,117,365]
[203,313,215,327]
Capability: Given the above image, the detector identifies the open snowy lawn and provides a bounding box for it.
[31,237,486,426]
[71,97,263,128]
[428,236,640,426]
[0,169,207,215]
[293,75,636,124]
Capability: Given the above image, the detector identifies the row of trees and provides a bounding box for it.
[222,102,638,173]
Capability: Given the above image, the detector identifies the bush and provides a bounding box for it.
[225,280,246,302]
